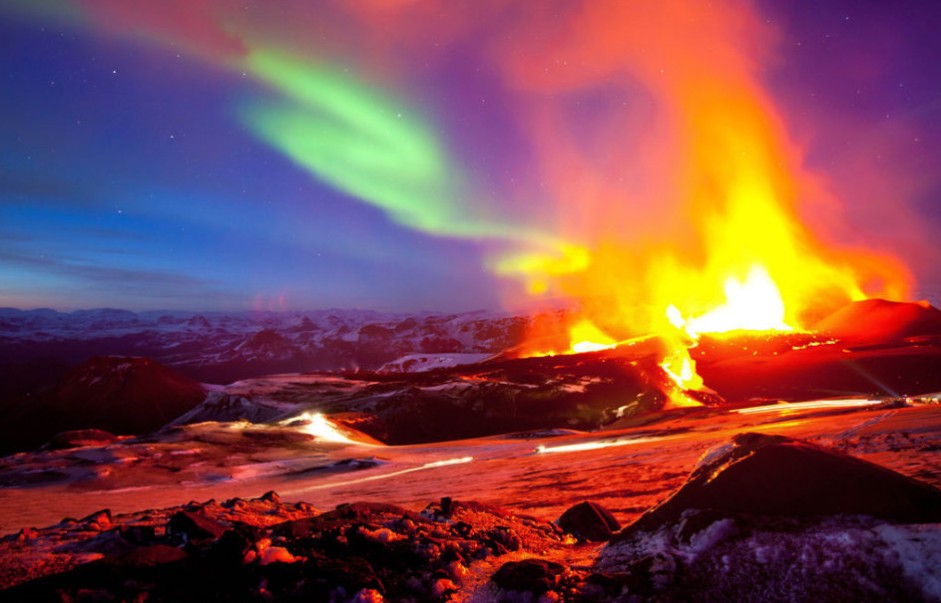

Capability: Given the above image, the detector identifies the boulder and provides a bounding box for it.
[557,501,621,541]
[166,510,227,544]
[110,544,189,568]
[80,509,112,532]
[492,558,565,594]
[621,432,941,538]
[119,525,156,545]
[46,429,118,450]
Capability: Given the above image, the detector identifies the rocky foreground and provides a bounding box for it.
[3,433,940,602]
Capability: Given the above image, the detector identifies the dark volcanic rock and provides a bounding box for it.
[119,525,156,546]
[622,432,941,537]
[4,485,939,602]
[0,356,206,454]
[1,496,569,602]
[698,337,941,402]
[492,558,565,594]
[692,299,941,403]
[207,529,253,565]
[111,544,189,568]
[46,429,118,450]
[557,501,621,542]
[598,434,941,602]
[80,509,113,532]
[328,346,677,445]
[53,357,207,430]
[814,298,941,344]
[167,511,227,544]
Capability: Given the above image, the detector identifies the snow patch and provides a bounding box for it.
[379,353,492,373]
[876,523,941,600]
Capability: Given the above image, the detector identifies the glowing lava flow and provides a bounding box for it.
[288,412,364,445]
[659,347,704,392]
[569,319,617,353]
[507,2,910,404]
[667,265,792,337]
[545,264,797,409]
[658,263,794,402]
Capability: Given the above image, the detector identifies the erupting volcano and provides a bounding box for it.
[500,1,913,409]
[3,0,941,601]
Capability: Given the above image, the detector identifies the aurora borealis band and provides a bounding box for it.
[1,1,940,312]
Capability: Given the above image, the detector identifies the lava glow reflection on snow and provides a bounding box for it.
[569,319,618,354]
[535,435,675,455]
[289,412,362,445]
[733,398,883,415]
[287,456,474,494]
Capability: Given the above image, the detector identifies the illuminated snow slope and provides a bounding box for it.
[1,399,939,535]
[1,396,940,600]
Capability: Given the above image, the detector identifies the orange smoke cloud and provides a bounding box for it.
[474,0,912,335]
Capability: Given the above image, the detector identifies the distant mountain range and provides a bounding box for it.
[5,299,941,455]
[0,307,549,453]
[0,307,542,386]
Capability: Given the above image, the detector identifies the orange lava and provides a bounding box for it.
[512,0,911,399]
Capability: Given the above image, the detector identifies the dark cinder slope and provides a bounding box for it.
[0,356,206,455]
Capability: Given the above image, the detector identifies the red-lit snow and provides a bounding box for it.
[1,397,940,600]
[1,399,938,536]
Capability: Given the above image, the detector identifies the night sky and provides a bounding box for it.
[2,1,940,313]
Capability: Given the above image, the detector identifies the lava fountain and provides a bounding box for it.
[505,0,912,405]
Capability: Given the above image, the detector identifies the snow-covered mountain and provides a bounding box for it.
[0,308,536,384]
[8,299,941,453]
